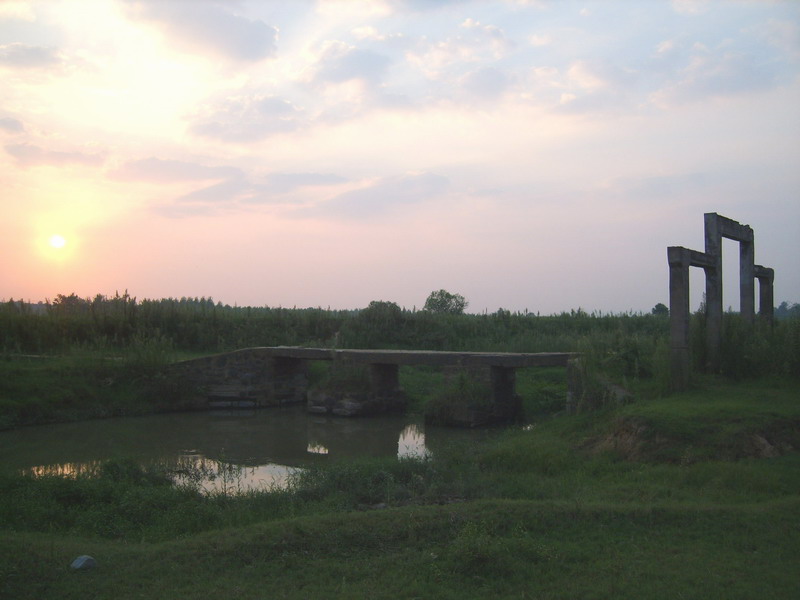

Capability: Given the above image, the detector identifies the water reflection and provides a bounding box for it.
[0,406,491,492]
[398,423,429,459]
[169,454,299,493]
[25,461,104,478]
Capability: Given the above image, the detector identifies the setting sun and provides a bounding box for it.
[49,235,67,249]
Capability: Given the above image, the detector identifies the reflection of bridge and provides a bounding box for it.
[174,347,579,422]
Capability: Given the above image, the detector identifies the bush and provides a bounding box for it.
[425,371,493,425]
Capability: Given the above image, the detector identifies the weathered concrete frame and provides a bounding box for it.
[668,213,774,390]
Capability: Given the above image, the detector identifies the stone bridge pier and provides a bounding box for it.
[270,356,309,404]
[369,363,401,397]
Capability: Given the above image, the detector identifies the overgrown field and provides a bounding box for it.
[1,296,798,598]
[1,377,798,599]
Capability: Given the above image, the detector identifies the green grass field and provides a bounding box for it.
[1,372,798,599]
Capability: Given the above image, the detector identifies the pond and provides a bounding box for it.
[0,407,496,492]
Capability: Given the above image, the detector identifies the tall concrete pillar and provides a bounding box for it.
[670,214,774,386]
[668,247,691,391]
[740,237,755,324]
[756,266,775,324]
[704,213,723,372]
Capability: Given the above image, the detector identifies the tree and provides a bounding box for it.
[360,300,403,324]
[651,303,669,316]
[51,293,90,316]
[423,289,468,315]
[775,301,800,320]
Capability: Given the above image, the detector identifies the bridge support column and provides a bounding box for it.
[369,363,400,397]
[490,366,520,421]
[269,357,309,405]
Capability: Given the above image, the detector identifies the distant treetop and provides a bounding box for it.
[423,289,468,315]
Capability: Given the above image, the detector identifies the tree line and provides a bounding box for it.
[2,291,798,381]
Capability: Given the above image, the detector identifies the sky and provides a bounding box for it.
[1,0,798,315]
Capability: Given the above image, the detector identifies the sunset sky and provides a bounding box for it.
[2,0,798,314]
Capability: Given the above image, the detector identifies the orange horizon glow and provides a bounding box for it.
[1,1,798,313]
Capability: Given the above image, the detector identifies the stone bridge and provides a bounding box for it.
[172,347,580,424]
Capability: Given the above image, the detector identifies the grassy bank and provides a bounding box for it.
[1,377,798,599]
[0,351,567,430]
[0,350,199,430]
[1,302,798,597]
[3,498,797,599]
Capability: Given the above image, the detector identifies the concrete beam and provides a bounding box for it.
[705,212,754,243]
[246,347,577,368]
[333,349,576,368]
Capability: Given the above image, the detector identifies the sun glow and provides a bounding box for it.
[36,228,77,263]
[49,234,67,249]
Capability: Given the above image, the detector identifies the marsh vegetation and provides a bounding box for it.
[1,294,798,598]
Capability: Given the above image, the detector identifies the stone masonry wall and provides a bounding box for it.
[169,349,308,408]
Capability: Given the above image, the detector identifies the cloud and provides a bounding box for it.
[5,143,104,167]
[396,0,471,11]
[307,172,449,219]
[529,34,552,48]
[126,0,278,62]
[652,49,785,106]
[116,161,347,216]
[0,43,60,68]
[670,0,711,16]
[153,176,273,218]
[267,172,348,193]
[176,178,255,203]
[0,117,24,133]
[0,1,36,21]
[191,95,305,142]
[754,18,800,59]
[351,26,406,45]
[112,157,243,182]
[113,157,285,213]
[603,172,713,201]
[309,41,391,85]
[169,176,291,211]
[566,61,611,91]
[302,41,412,120]
[406,19,513,80]
[316,0,393,19]
[460,66,510,98]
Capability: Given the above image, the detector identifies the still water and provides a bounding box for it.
[0,407,493,492]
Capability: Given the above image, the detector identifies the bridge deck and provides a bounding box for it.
[247,347,577,368]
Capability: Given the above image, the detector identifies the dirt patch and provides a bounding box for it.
[740,432,795,459]
[580,417,664,461]
[582,416,798,463]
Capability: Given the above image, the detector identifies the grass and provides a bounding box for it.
[1,375,799,598]
[0,350,198,430]
[1,301,797,596]
[1,499,798,599]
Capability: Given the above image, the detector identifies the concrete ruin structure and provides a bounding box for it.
[668,213,774,390]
